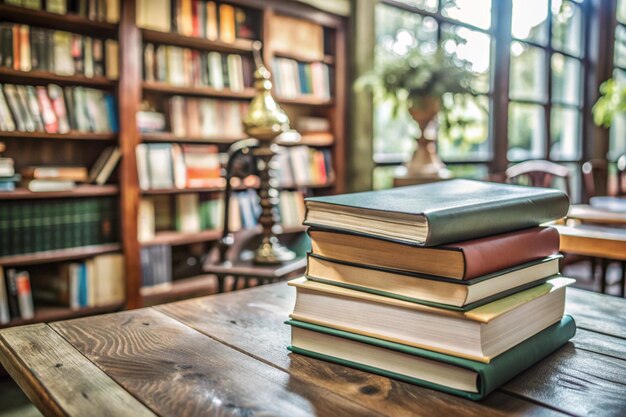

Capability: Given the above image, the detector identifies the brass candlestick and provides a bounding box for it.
[243,42,296,264]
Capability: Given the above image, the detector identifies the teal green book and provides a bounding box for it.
[287,315,576,400]
[304,179,569,246]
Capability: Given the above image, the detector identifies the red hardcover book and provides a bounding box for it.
[36,86,58,133]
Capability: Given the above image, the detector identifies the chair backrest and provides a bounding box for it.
[505,160,572,196]
[582,159,608,202]
[618,154,626,196]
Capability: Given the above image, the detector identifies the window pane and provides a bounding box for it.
[376,4,438,57]
[442,25,491,93]
[508,103,546,160]
[552,54,581,105]
[550,107,581,160]
[552,0,583,57]
[373,165,406,190]
[610,69,626,160]
[618,0,626,25]
[438,95,490,160]
[394,0,439,13]
[373,99,419,158]
[509,42,547,102]
[447,164,489,179]
[614,25,626,69]
[440,0,492,30]
[511,0,549,45]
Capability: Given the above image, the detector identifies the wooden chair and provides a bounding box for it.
[582,159,609,202]
[203,139,306,293]
[505,160,572,196]
[617,154,626,196]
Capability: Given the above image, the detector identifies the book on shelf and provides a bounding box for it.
[3,268,34,320]
[0,197,119,256]
[136,143,225,191]
[136,0,260,42]
[26,254,124,311]
[304,179,570,247]
[277,146,334,188]
[0,268,9,324]
[0,83,118,134]
[3,0,119,22]
[167,96,247,139]
[88,146,121,185]
[143,43,253,91]
[287,315,576,401]
[268,14,324,61]
[22,166,88,182]
[273,58,331,100]
[0,22,119,79]
[140,244,173,291]
[22,179,75,192]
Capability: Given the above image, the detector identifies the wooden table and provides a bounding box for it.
[1,283,625,417]
[567,204,626,226]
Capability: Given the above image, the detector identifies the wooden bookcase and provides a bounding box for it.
[0,0,347,321]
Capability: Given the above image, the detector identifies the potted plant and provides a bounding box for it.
[356,46,477,178]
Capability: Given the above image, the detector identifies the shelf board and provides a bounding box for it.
[141,229,222,247]
[141,132,248,144]
[273,51,335,65]
[141,29,255,54]
[142,82,256,99]
[141,186,225,195]
[0,67,117,88]
[0,4,118,37]
[276,96,335,106]
[0,185,119,200]
[0,243,122,267]
[0,303,123,329]
[141,274,218,305]
[0,130,117,141]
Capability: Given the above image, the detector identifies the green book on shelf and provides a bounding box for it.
[287,315,576,401]
[304,179,569,247]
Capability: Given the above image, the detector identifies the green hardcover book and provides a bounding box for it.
[287,315,576,400]
[304,179,569,247]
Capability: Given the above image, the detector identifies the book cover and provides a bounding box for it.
[305,179,570,247]
[287,315,576,400]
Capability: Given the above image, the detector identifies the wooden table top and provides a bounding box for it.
[1,283,625,417]
[567,204,626,226]
[554,224,626,260]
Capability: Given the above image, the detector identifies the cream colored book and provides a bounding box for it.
[288,276,574,363]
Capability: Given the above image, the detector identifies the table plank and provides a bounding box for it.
[0,324,156,417]
[566,288,626,339]
[51,308,381,417]
[573,329,626,360]
[502,343,626,417]
[157,284,565,417]
[554,224,626,261]
[567,205,626,226]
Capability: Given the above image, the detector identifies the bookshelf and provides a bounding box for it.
[0,0,347,318]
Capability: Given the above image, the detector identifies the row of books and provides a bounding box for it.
[272,58,332,100]
[288,180,575,400]
[0,83,118,133]
[0,197,118,256]
[140,244,172,290]
[138,189,305,242]
[277,146,334,188]
[137,0,259,42]
[169,97,247,138]
[4,0,120,23]
[0,142,17,191]
[0,23,119,79]
[0,254,124,324]
[143,44,252,91]
[136,143,223,191]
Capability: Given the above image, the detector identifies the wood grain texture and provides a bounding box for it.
[0,324,155,417]
[157,283,564,417]
[51,309,380,417]
[566,288,626,339]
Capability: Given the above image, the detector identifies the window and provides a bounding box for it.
[610,0,626,160]
[371,0,595,200]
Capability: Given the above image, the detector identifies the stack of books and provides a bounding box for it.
[287,179,576,400]
[20,166,87,192]
[0,142,18,191]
